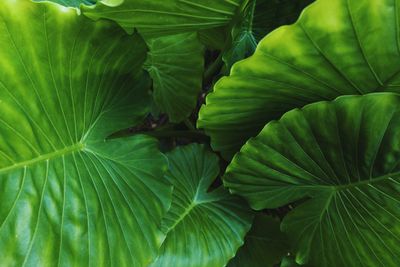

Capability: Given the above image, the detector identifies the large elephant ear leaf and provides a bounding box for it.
[144,32,204,122]
[224,93,400,266]
[0,1,172,266]
[151,144,253,267]
[198,0,400,159]
[82,0,245,36]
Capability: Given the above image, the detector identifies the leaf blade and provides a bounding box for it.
[0,1,171,266]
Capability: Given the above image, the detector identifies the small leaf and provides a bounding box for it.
[151,144,253,267]
[224,93,400,266]
[144,32,204,122]
[223,0,313,70]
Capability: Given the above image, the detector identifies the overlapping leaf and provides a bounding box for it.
[228,214,289,267]
[0,1,171,266]
[151,144,253,267]
[198,0,400,159]
[144,32,204,122]
[223,0,313,70]
[225,93,400,266]
[83,0,246,36]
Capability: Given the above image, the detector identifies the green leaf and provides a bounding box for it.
[198,26,229,50]
[198,0,400,159]
[280,257,310,267]
[0,1,171,266]
[223,0,313,70]
[33,0,97,8]
[228,214,289,267]
[82,0,246,36]
[151,144,253,267]
[224,93,400,266]
[144,32,204,122]
[32,0,125,9]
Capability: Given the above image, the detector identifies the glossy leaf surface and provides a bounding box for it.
[225,93,400,266]
[0,1,171,266]
[198,0,400,159]
[151,144,253,267]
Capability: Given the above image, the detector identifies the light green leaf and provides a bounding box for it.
[32,0,125,8]
[33,0,97,8]
[151,144,253,267]
[82,0,246,36]
[224,93,400,266]
[0,1,171,266]
[144,32,204,122]
[198,0,400,159]
[228,214,289,267]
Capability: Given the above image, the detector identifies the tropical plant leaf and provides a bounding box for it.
[82,0,247,36]
[0,1,172,266]
[280,257,309,267]
[198,26,229,50]
[223,0,313,70]
[224,93,400,266]
[151,144,253,267]
[228,214,289,267]
[198,0,400,159]
[144,32,204,122]
[33,0,97,8]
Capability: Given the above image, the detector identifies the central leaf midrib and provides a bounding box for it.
[0,143,85,174]
[166,190,221,233]
[333,171,400,191]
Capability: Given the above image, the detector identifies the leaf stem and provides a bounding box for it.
[204,52,223,85]
[184,118,196,130]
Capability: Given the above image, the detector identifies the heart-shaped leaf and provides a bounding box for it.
[198,0,400,159]
[224,93,400,266]
[0,1,171,266]
[151,144,253,267]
